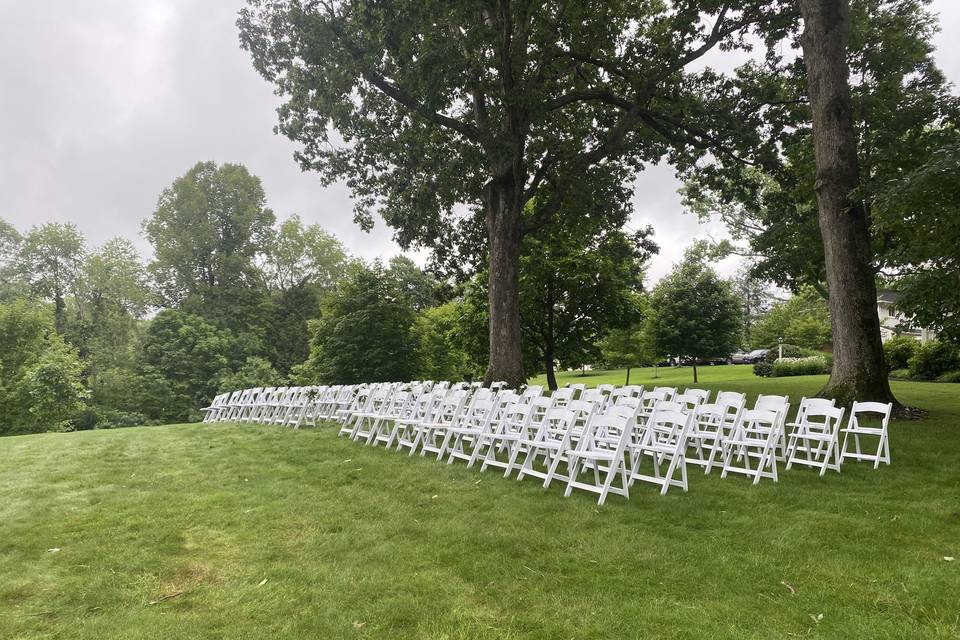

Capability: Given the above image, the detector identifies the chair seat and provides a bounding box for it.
[840,426,884,435]
[567,448,617,461]
[725,435,770,448]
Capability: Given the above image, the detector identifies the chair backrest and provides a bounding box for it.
[551,387,575,406]
[644,407,693,448]
[849,401,893,431]
[682,388,710,404]
[565,383,587,398]
[737,408,782,441]
[521,385,544,401]
[597,384,616,395]
[579,388,608,406]
[801,403,845,432]
[754,394,789,413]
[673,392,705,413]
[652,386,677,400]
[613,395,642,411]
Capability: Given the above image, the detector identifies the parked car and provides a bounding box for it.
[678,355,733,366]
[731,349,769,364]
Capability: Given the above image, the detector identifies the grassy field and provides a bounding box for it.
[2,367,958,639]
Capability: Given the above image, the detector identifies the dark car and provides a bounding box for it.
[733,349,769,364]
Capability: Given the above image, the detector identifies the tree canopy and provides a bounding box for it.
[645,246,742,383]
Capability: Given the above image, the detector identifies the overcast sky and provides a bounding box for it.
[1,1,958,284]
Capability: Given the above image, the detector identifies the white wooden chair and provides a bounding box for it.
[629,407,693,495]
[688,393,745,473]
[784,397,837,459]
[440,398,498,464]
[564,408,634,505]
[652,386,677,401]
[840,401,893,468]
[391,391,444,453]
[785,404,846,476]
[361,390,413,445]
[681,388,710,404]
[753,394,791,458]
[720,407,783,484]
[417,390,470,458]
[201,393,229,422]
[479,396,553,474]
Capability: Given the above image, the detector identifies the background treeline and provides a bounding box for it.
[0,161,663,434]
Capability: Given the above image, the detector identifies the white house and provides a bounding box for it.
[877,291,936,343]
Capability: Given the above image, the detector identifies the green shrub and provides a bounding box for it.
[753,361,774,377]
[888,368,912,380]
[907,340,960,380]
[884,336,920,371]
[936,370,960,383]
[771,356,831,377]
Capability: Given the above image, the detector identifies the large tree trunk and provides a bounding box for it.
[798,0,897,407]
[483,176,526,389]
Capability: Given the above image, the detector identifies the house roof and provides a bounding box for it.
[878,290,900,304]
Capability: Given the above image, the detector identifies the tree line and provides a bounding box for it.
[1,160,679,433]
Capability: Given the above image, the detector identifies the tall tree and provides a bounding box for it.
[18,222,86,334]
[262,214,349,294]
[732,263,777,348]
[0,219,25,301]
[293,261,419,384]
[239,0,794,387]
[80,238,151,374]
[144,161,275,330]
[797,0,896,405]
[645,246,742,383]
[520,226,654,390]
[683,0,958,296]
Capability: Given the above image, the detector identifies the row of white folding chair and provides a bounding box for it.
[333,382,891,502]
[201,392,231,422]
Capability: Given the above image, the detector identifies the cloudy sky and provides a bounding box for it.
[1,1,958,284]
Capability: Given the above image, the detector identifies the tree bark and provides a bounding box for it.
[625,367,631,386]
[797,0,897,406]
[544,287,558,391]
[692,360,698,384]
[544,344,557,391]
[483,176,526,389]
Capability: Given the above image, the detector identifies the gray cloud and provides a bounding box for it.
[1,1,957,284]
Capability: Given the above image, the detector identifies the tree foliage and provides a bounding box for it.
[144,161,276,328]
[0,300,87,434]
[293,262,419,384]
[750,287,832,350]
[684,0,959,297]
[645,247,742,382]
[238,0,796,385]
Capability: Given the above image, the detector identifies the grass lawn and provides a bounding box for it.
[2,367,958,639]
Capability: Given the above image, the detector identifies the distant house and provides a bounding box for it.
[877,290,936,343]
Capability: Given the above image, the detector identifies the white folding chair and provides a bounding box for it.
[840,401,893,468]
[688,393,745,473]
[629,407,694,495]
[784,397,837,459]
[416,390,470,458]
[201,393,228,422]
[564,408,634,505]
[681,388,711,404]
[551,387,576,407]
[753,394,791,458]
[720,407,784,484]
[786,404,846,476]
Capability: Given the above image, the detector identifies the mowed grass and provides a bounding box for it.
[1,367,958,639]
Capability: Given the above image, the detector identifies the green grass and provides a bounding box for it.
[2,368,959,639]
